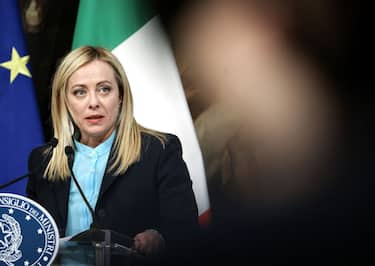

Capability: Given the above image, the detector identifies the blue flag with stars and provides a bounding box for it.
[0,1,44,195]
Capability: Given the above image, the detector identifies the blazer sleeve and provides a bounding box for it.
[26,146,50,201]
[156,134,200,245]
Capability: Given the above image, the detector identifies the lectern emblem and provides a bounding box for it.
[0,214,23,265]
[0,193,59,266]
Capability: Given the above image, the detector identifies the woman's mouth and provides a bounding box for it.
[85,115,104,124]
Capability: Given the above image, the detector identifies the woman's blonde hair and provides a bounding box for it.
[45,46,165,181]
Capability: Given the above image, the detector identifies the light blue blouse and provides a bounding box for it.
[65,131,115,236]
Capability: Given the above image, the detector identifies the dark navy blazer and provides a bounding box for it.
[27,133,200,246]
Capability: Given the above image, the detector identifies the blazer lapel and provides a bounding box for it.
[98,149,120,200]
[98,172,118,200]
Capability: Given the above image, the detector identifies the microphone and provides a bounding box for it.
[0,138,58,190]
[64,146,137,254]
[64,146,96,227]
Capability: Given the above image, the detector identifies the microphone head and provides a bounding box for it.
[49,137,58,148]
[64,146,74,156]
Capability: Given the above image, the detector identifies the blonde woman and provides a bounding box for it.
[27,46,199,258]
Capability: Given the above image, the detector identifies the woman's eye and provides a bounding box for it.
[98,86,111,94]
[73,89,86,97]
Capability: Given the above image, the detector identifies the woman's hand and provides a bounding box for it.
[133,229,165,256]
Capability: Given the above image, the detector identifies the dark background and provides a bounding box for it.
[20,0,79,139]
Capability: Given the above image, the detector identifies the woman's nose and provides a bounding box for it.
[88,93,100,110]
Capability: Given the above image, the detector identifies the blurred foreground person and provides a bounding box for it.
[166,0,373,264]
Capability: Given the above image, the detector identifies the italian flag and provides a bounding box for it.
[72,0,210,224]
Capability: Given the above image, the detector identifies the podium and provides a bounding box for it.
[53,229,144,266]
[0,193,149,266]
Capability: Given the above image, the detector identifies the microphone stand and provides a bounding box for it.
[64,146,141,265]
[0,138,58,190]
[0,173,29,190]
[64,146,95,221]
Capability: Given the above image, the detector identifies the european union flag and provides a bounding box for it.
[0,1,44,194]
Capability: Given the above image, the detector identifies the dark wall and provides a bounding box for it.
[20,0,79,140]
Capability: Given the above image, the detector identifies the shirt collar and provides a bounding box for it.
[74,130,116,157]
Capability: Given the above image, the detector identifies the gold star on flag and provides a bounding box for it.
[0,47,31,83]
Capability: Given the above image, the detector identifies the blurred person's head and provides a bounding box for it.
[165,0,357,206]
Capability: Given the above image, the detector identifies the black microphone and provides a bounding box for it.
[0,138,58,190]
[64,146,137,253]
[64,146,96,227]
